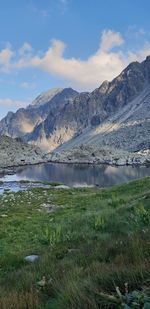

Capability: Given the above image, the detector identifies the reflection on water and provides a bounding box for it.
[1,163,150,187]
[0,181,53,194]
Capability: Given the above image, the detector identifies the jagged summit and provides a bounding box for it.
[30,88,64,108]
[0,87,78,138]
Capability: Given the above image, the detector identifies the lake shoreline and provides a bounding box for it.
[0,158,147,178]
[1,158,150,191]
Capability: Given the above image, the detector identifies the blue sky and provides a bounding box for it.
[0,0,150,118]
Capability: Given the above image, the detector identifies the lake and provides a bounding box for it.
[1,162,150,187]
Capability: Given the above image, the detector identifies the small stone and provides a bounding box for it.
[68,248,80,254]
[54,185,70,189]
[42,203,55,212]
[37,276,46,288]
[24,255,39,263]
[42,203,65,212]
[1,214,8,218]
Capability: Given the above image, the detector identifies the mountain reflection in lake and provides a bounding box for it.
[1,163,150,187]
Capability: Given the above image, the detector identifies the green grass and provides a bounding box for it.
[1,177,150,308]
[16,180,63,186]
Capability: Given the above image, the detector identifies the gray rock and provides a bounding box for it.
[24,255,39,263]
[1,214,8,218]
[54,185,70,189]
[42,203,55,212]
[0,135,46,169]
[42,203,65,212]
[68,248,80,254]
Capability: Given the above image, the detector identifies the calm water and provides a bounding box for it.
[1,163,150,187]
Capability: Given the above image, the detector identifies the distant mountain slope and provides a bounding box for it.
[1,56,150,158]
[0,88,78,138]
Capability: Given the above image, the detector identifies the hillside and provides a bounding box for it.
[0,136,46,171]
[51,86,150,165]
[0,56,150,163]
[1,178,150,308]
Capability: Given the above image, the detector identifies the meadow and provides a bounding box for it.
[1,178,150,308]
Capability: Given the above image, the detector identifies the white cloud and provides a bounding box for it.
[25,30,150,90]
[100,30,124,52]
[126,26,146,39]
[0,98,28,108]
[0,47,13,73]
[19,42,32,56]
[0,30,150,90]
[20,81,36,89]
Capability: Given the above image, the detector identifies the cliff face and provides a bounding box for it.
[0,56,150,153]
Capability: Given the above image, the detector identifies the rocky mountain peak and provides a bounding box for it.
[29,88,64,108]
[145,55,150,62]
[29,87,79,109]
[98,80,110,94]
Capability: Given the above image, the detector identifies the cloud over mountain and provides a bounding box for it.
[1,29,150,90]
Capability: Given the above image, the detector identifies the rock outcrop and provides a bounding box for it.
[0,135,46,170]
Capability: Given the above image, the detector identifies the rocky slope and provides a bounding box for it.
[0,136,46,171]
[1,56,150,165]
[50,86,150,165]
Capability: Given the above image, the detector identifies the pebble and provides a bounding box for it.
[24,255,39,263]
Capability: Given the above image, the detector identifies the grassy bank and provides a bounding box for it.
[1,178,150,308]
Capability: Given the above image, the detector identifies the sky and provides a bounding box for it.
[0,0,150,118]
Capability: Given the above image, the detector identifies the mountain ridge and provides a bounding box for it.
[1,56,150,164]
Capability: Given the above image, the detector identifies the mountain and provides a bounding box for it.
[1,56,150,163]
[52,86,150,165]
[50,57,150,165]
[25,55,150,152]
[0,87,78,140]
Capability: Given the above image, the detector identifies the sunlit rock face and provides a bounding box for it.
[0,88,78,143]
[0,56,150,155]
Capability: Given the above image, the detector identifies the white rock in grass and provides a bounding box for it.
[54,185,70,189]
[24,255,39,263]
[1,214,8,218]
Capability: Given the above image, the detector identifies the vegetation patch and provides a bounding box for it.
[1,177,150,308]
